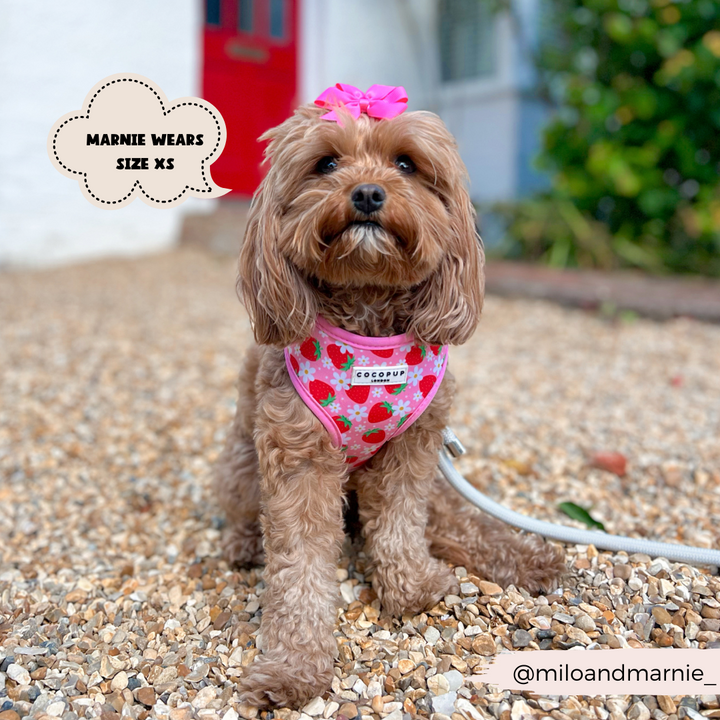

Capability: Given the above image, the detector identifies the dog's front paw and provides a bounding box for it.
[238,649,333,708]
[373,557,459,616]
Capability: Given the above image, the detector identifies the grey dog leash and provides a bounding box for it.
[439,427,720,568]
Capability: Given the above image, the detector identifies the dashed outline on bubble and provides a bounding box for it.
[50,77,225,206]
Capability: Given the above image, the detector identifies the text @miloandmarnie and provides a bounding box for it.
[478,648,718,694]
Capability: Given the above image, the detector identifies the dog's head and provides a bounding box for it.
[238,103,484,346]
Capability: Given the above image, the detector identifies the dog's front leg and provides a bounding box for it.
[238,383,347,707]
[356,383,459,615]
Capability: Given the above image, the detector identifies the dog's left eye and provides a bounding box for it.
[394,155,416,174]
[316,156,339,174]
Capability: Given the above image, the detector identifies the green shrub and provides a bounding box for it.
[500,0,720,275]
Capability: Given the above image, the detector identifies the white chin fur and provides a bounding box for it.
[340,224,392,259]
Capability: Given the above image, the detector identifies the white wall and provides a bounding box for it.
[300,0,438,111]
[300,0,546,206]
[437,5,545,203]
[0,0,210,268]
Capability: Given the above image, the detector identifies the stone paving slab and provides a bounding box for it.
[485,261,720,323]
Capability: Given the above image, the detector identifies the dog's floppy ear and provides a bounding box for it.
[237,140,317,346]
[409,183,485,346]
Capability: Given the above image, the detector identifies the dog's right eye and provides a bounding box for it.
[316,156,339,174]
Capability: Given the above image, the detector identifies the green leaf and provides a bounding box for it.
[558,502,606,531]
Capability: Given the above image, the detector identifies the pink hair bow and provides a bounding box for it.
[315,83,408,123]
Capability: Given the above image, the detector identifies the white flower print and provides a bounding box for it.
[400,343,414,352]
[434,357,444,374]
[393,399,411,415]
[384,421,395,433]
[331,371,350,391]
[337,341,354,354]
[357,355,370,366]
[371,387,384,397]
[355,424,366,434]
[397,358,408,367]
[319,330,328,337]
[413,391,423,402]
[293,344,301,354]
[407,367,424,386]
[298,361,316,383]
[348,405,368,421]
[351,444,361,451]
[329,401,341,413]
[322,356,334,369]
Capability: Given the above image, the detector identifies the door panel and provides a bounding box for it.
[202,0,297,197]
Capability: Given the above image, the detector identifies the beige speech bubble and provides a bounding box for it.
[48,73,230,208]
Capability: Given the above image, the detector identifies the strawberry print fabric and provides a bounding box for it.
[284,316,448,468]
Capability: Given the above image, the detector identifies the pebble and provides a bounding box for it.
[472,634,497,655]
[338,703,357,718]
[110,670,128,691]
[192,686,218,709]
[628,577,643,591]
[397,659,415,674]
[444,670,464,692]
[652,607,674,625]
[538,699,559,711]
[237,703,258,719]
[135,687,156,707]
[169,707,194,720]
[300,698,324,717]
[431,691,457,715]
[477,581,503,596]
[566,626,591,644]
[613,563,632,580]
[511,700,534,720]
[423,626,441,646]
[427,674,450,696]
[512,629,532,647]
[574,614,596,632]
[657,697,676,714]
[45,701,66,717]
[5,666,30,686]
[627,701,651,720]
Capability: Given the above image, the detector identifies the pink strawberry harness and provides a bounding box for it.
[285,316,448,468]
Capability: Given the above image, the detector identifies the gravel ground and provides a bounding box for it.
[1,249,720,720]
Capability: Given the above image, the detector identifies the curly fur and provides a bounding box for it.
[215,103,566,707]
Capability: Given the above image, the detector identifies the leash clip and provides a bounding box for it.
[442,427,466,458]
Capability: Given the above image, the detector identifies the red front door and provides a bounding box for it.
[202,0,298,197]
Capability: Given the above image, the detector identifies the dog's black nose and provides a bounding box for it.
[351,184,385,215]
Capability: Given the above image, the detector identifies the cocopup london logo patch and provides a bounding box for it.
[48,73,229,208]
[351,364,409,386]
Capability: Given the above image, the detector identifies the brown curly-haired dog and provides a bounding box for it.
[215,103,566,706]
